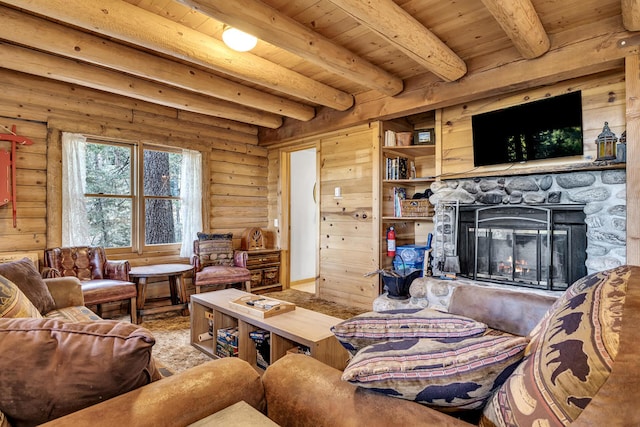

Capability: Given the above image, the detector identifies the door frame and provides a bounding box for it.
[280,142,320,294]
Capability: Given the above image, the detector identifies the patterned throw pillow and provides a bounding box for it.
[342,335,528,411]
[197,233,235,267]
[481,266,629,427]
[331,308,487,355]
[197,232,233,241]
[0,317,161,426]
[0,274,42,318]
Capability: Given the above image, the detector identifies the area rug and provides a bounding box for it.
[142,289,368,373]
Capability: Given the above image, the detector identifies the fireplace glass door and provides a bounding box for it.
[475,227,549,287]
[473,206,552,289]
[458,205,585,291]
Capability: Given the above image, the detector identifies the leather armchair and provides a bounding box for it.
[44,246,137,323]
[191,234,252,294]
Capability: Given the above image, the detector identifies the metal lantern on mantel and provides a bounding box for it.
[595,121,617,161]
[617,130,627,163]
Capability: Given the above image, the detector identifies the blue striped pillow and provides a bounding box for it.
[331,308,487,355]
[342,335,528,411]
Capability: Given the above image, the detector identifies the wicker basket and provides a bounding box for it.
[400,199,434,217]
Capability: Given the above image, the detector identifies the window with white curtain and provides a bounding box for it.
[62,133,202,257]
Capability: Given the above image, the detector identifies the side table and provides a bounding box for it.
[129,263,193,324]
[188,401,278,426]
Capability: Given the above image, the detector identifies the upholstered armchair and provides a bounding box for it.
[191,233,252,294]
[43,246,137,323]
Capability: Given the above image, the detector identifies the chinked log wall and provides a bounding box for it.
[0,69,269,304]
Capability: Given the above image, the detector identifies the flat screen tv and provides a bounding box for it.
[472,91,583,167]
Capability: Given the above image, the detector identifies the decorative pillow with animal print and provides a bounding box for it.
[341,335,528,412]
[481,265,629,427]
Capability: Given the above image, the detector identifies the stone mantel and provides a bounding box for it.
[443,161,625,180]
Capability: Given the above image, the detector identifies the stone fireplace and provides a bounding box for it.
[456,204,586,291]
[429,169,627,290]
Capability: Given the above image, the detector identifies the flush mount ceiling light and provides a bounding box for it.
[222,26,258,52]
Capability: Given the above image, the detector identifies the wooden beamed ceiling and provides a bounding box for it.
[0,0,638,138]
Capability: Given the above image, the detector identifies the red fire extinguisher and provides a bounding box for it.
[387,226,396,257]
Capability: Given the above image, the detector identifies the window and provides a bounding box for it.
[62,133,202,255]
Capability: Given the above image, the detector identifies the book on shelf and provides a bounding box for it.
[393,187,406,217]
[384,130,396,147]
[385,156,409,180]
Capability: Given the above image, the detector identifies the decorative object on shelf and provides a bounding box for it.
[400,199,434,217]
[414,128,435,145]
[617,130,626,163]
[396,132,413,146]
[241,227,265,250]
[595,121,617,161]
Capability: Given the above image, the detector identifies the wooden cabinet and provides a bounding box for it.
[245,249,281,293]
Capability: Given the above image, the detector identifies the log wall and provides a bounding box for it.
[0,69,268,306]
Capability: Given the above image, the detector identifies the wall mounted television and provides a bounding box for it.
[472,91,583,167]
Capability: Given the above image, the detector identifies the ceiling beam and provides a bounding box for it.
[622,0,640,31]
[0,42,283,128]
[177,0,404,96]
[0,6,314,122]
[1,0,354,111]
[260,26,633,143]
[326,0,466,82]
[480,0,550,59]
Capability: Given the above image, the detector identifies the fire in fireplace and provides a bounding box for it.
[457,205,587,291]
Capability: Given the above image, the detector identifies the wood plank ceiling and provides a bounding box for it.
[0,0,638,140]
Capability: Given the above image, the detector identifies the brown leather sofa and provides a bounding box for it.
[32,266,640,426]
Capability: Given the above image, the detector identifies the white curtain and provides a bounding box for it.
[61,132,91,246]
[179,149,203,258]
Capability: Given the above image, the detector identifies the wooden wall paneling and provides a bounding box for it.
[625,54,640,266]
[318,124,379,309]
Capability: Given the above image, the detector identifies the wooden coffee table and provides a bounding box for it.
[190,288,350,371]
